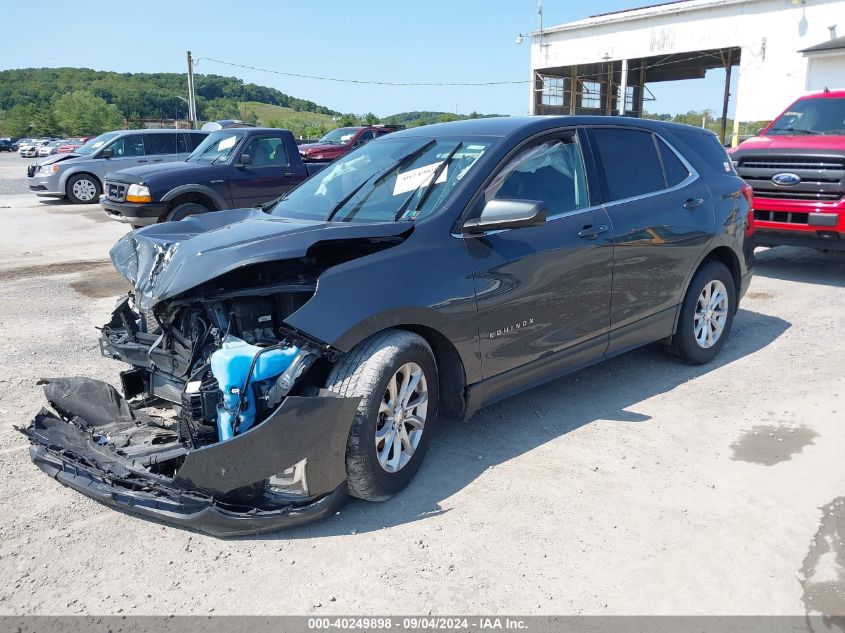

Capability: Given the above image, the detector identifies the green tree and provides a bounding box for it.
[339,113,360,126]
[2,104,37,137]
[363,112,380,125]
[32,108,59,136]
[53,91,123,135]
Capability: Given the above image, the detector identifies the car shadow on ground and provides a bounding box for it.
[245,307,791,541]
[753,246,845,288]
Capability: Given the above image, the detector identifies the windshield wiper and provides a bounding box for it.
[326,140,436,222]
[393,142,463,222]
[773,127,823,136]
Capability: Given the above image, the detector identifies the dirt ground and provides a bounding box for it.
[0,151,843,616]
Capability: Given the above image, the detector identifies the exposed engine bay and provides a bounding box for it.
[100,259,331,452]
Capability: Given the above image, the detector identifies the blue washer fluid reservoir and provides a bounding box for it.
[209,336,299,442]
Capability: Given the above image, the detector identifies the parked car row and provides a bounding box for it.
[15,137,89,158]
[25,123,402,223]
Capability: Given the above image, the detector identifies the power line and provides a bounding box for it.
[197,56,531,87]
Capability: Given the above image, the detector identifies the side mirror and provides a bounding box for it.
[101,148,113,158]
[462,199,547,235]
[238,153,251,166]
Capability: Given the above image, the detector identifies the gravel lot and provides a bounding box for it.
[0,151,842,617]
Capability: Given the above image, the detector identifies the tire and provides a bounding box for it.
[65,174,101,204]
[164,202,210,222]
[670,260,736,364]
[325,329,439,501]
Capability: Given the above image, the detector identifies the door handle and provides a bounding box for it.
[152,159,163,163]
[137,159,148,163]
[683,198,704,209]
[284,172,294,177]
[577,224,609,240]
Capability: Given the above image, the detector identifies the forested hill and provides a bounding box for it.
[0,67,340,124]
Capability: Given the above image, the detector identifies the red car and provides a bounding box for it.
[733,90,845,251]
[298,125,403,162]
[55,137,89,154]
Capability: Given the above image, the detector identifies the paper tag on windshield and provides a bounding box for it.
[218,136,236,151]
[393,162,447,196]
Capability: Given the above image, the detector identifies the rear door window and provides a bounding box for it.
[656,138,690,187]
[143,133,177,156]
[485,133,589,217]
[590,128,665,201]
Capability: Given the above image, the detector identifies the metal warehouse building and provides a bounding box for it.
[528,0,845,145]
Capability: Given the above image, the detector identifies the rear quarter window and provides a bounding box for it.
[672,129,735,176]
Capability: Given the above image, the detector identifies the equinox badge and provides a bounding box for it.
[490,318,535,339]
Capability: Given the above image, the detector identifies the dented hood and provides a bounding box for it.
[110,207,409,310]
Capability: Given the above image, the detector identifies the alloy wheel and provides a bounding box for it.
[694,279,729,349]
[375,362,428,473]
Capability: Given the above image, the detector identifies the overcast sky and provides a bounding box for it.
[2,0,736,117]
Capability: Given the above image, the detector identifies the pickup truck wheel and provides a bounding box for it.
[66,174,101,204]
[670,260,736,365]
[165,202,210,222]
[325,329,439,502]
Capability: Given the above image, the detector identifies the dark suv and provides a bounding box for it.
[24,116,752,536]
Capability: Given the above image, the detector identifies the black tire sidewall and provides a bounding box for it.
[165,202,209,222]
[66,174,101,204]
[674,261,736,364]
[347,339,439,500]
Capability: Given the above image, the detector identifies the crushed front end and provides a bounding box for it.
[22,230,366,536]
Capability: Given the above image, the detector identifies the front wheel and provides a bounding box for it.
[325,329,439,501]
[66,174,101,204]
[670,260,736,364]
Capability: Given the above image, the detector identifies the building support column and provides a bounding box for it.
[636,61,647,117]
[569,66,578,114]
[605,61,614,115]
[720,48,734,145]
[618,59,629,116]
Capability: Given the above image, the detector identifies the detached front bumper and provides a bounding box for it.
[30,445,348,537]
[23,377,360,537]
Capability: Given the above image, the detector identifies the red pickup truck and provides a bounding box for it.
[298,125,403,162]
[732,90,845,251]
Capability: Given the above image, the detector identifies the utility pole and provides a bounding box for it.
[186,51,197,130]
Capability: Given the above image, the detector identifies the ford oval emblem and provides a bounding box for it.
[772,172,801,186]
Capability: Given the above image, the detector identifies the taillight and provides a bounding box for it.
[741,183,755,236]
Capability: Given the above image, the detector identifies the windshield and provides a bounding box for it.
[317,127,359,145]
[272,137,492,223]
[75,132,119,156]
[187,130,246,164]
[768,97,845,135]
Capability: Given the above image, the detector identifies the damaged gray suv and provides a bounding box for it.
[23,117,753,536]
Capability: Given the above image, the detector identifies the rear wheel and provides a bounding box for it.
[164,202,210,222]
[66,174,101,204]
[325,329,438,501]
[670,260,736,364]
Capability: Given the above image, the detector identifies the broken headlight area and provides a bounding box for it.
[22,271,360,536]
